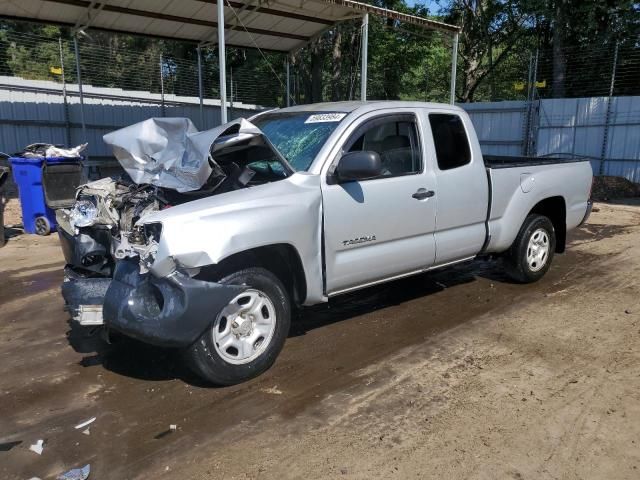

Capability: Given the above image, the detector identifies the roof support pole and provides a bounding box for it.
[361,13,368,101]
[73,35,88,155]
[285,56,291,107]
[197,45,204,128]
[58,37,71,147]
[159,53,166,116]
[217,0,227,124]
[449,32,458,104]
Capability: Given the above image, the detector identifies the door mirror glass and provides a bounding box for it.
[336,150,382,182]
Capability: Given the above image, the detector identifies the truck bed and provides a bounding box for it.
[483,157,593,254]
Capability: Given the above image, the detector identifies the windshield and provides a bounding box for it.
[251,111,347,171]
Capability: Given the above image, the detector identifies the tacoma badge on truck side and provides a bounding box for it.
[342,235,377,246]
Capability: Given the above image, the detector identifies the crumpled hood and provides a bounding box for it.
[103,117,280,193]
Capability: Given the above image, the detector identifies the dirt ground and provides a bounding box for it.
[0,202,639,480]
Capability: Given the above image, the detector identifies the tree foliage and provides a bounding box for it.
[1,0,638,106]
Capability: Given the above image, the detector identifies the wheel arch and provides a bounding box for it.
[527,196,566,253]
[196,243,308,306]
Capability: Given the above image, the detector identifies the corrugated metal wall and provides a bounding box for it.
[536,96,640,182]
[0,76,262,164]
[462,96,640,183]
[1,78,638,184]
[462,101,528,156]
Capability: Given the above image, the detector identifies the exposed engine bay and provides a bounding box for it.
[57,117,291,279]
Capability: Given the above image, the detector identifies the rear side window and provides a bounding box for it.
[429,114,471,170]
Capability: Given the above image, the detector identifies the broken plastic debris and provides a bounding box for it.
[57,464,90,480]
[29,439,45,455]
[261,386,283,395]
[170,424,177,431]
[81,429,90,436]
[74,417,96,430]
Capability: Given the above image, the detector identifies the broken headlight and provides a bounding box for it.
[69,198,98,229]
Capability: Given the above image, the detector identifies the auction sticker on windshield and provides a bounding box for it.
[304,113,347,124]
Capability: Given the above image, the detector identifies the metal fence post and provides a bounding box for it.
[229,66,234,119]
[423,63,428,102]
[159,53,166,117]
[73,35,88,160]
[197,45,204,128]
[285,57,291,107]
[58,37,71,147]
[449,32,459,105]
[599,42,619,176]
[524,49,539,157]
[523,52,534,156]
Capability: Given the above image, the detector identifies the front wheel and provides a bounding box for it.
[185,267,291,386]
[504,214,556,283]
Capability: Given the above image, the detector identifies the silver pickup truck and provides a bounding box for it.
[58,101,593,385]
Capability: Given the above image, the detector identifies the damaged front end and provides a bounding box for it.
[59,117,289,333]
[57,176,171,326]
[102,259,245,347]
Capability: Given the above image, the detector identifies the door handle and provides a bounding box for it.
[412,188,435,200]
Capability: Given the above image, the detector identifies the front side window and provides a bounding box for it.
[344,116,421,178]
[429,114,471,170]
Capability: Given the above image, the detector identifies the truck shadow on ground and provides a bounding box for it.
[66,257,511,386]
[66,321,212,386]
[290,262,483,337]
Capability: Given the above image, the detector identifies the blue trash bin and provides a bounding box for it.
[9,156,82,235]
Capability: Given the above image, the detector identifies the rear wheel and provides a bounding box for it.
[185,267,291,386]
[504,214,556,283]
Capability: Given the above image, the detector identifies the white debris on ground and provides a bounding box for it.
[261,386,283,395]
[28,439,44,455]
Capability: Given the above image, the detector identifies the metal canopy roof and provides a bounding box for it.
[0,0,459,52]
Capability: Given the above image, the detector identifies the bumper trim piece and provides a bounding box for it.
[579,200,593,226]
[61,267,111,326]
[103,259,245,348]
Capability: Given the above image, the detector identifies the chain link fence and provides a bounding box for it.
[0,29,286,111]
[1,25,638,176]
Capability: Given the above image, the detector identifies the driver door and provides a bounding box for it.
[321,112,437,294]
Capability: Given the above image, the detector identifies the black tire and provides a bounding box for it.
[504,214,556,283]
[185,267,291,386]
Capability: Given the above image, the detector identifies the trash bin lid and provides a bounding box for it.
[9,156,45,166]
[46,156,83,164]
[9,156,83,165]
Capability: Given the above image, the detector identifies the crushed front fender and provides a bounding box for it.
[103,259,245,348]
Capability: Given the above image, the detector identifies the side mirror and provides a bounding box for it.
[336,150,382,182]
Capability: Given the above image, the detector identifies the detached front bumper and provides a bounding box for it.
[103,259,245,348]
